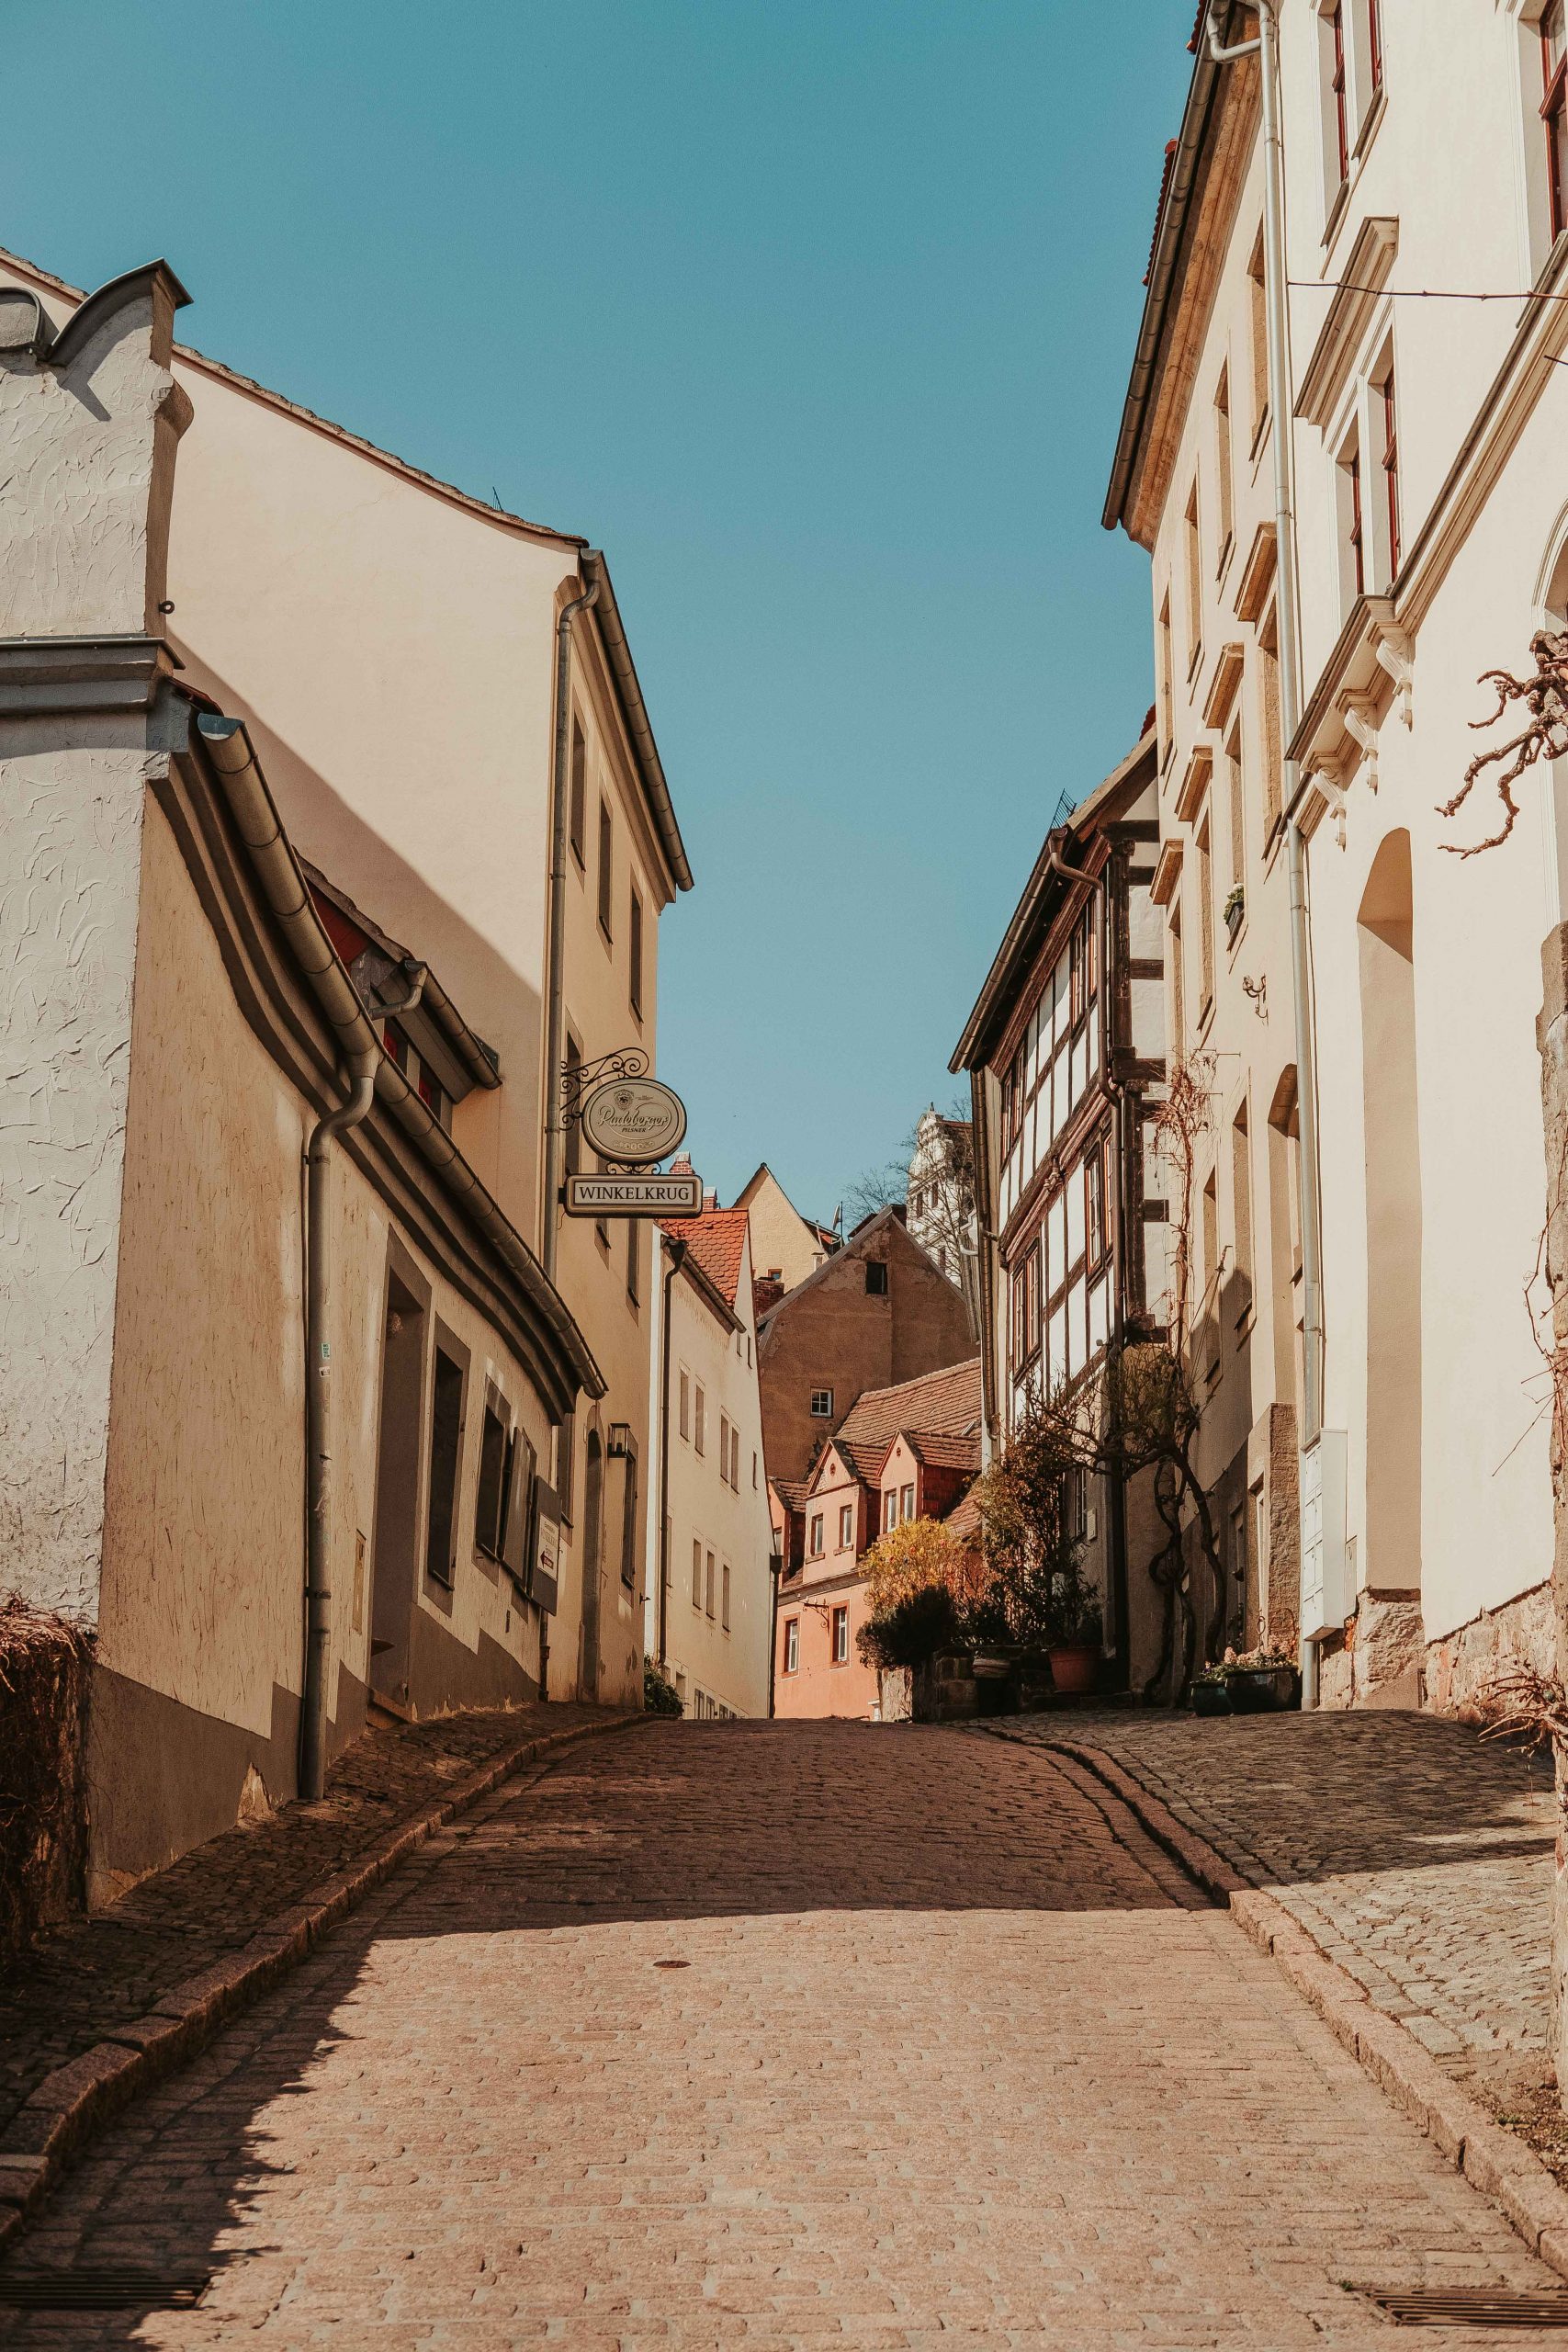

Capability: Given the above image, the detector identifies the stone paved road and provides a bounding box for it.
[0,1702,620,2137]
[1,1723,1560,2348]
[984,1712,1556,2085]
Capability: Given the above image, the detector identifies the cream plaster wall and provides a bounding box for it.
[104,793,554,1748]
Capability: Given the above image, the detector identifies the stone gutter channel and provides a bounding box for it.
[0,1709,641,2253]
[983,1724,1568,2281]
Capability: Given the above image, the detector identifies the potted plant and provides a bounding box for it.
[1190,1663,1232,1717]
[1223,1645,1298,1713]
[1043,1555,1103,1698]
[1224,885,1245,944]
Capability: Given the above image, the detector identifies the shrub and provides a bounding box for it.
[0,1595,94,1963]
[643,1657,684,1717]
[857,1582,961,1670]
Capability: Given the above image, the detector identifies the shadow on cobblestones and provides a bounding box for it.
[2,1724,1555,2349]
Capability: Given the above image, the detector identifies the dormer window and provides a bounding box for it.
[384,1023,450,1132]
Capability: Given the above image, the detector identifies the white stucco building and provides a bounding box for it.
[1108,0,1568,1705]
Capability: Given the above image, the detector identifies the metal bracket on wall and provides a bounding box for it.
[558,1045,649,1129]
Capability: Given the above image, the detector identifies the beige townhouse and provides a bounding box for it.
[0,247,689,1891]
[647,1204,773,1719]
[1108,1,1568,1708]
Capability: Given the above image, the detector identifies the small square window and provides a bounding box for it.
[809,1388,834,1419]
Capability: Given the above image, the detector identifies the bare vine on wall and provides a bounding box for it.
[1438,628,1568,857]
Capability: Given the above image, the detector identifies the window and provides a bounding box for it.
[1213,813,1222,1015]
[1156,593,1174,760]
[900,1482,915,1522]
[597,798,613,937]
[884,1487,899,1531]
[1258,616,1283,839]
[752,1451,758,1489]
[694,1384,706,1455]
[705,1547,716,1617]
[564,1035,582,1178]
[838,1503,854,1549]
[1087,1145,1107,1268]
[1184,481,1203,676]
[384,1023,451,1135]
[1010,1261,1029,1370]
[1232,1102,1254,1327]
[1025,1239,1043,1359]
[1347,434,1365,600]
[784,1618,799,1674]
[1225,725,1246,898]
[620,1437,638,1589]
[558,1408,576,1525]
[1379,361,1401,577]
[719,1413,730,1483]
[809,1388,833,1418]
[474,1395,509,1562]
[570,719,587,867]
[1247,230,1269,447]
[1213,366,1233,565]
[809,1512,825,1556]
[865,1260,888,1296]
[721,1561,731,1632]
[1068,904,1097,1023]
[730,1425,740,1488]
[1330,3,1350,184]
[679,1368,690,1442]
[626,1219,639,1305]
[692,1537,703,1607]
[1169,903,1186,1056]
[1549,2,1568,240]
[1368,0,1383,98]
[629,888,644,1020]
[831,1606,849,1665]
[426,1348,465,1585]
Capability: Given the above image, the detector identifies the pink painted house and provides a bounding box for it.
[772,1361,981,1719]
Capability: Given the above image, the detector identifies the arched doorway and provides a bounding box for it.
[1358,830,1422,1597]
[581,1431,604,1701]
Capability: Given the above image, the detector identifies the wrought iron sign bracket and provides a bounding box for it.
[559,1046,649,1129]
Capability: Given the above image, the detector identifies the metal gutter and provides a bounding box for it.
[581,549,694,895]
[1101,28,1229,534]
[195,713,604,1404]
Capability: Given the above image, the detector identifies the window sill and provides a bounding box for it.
[1186,640,1206,687]
[1322,176,1352,256]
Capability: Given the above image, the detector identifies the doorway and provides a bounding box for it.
[369,1260,428,1709]
[1358,831,1422,1592]
[581,1431,604,1701]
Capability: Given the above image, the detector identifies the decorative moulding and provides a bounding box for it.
[1235,523,1278,623]
[1174,744,1214,827]
[1295,215,1399,428]
[1204,642,1246,731]
[1151,839,1186,908]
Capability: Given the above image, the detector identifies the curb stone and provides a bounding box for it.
[0,1711,643,2253]
[989,1725,1568,2284]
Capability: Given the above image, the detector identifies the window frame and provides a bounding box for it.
[629,886,644,1020]
[838,1501,855,1551]
[809,1387,834,1419]
[808,1512,825,1557]
[831,1606,849,1666]
[569,718,587,868]
[1549,2,1568,240]
[784,1618,799,1674]
[425,1342,468,1588]
[597,797,614,940]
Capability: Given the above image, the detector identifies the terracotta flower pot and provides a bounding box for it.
[1047,1645,1098,1697]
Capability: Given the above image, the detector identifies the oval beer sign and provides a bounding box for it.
[580,1077,687,1165]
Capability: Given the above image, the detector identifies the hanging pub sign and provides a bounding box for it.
[565,1170,704,1218]
[579,1075,687,1166]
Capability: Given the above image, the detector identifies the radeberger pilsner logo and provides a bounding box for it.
[580,1077,687,1164]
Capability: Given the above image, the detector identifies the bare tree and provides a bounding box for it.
[1438,629,1568,856]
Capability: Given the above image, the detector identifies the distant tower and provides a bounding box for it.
[905,1107,980,1337]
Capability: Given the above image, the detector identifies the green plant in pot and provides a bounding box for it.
[1190,1662,1232,1718]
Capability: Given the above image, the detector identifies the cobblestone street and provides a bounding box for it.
[3,1721,1563,2347]
[984,1713,1557,2098]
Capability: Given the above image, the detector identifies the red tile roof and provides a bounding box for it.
[901,1430,982,1475]
[662,1205,750,1311]
[833,1359,983,1451]
[770,1476,811,1514]
[943,1487,985,1544]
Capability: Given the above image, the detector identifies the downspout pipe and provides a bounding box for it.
[1206,0,1327,1704]
[542,566,603,1287]
[657,1237,686,1668]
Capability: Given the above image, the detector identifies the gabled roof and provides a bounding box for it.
[769,1476,811,1515]
[0,243,691,896]
[897,1430,982,1475]
[833,1358,984,1451]
[756,1204,946,1334]
[663,1204,750,1314]
[950,728,1156,1075]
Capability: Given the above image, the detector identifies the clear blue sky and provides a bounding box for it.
[8,2,1190,1221]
